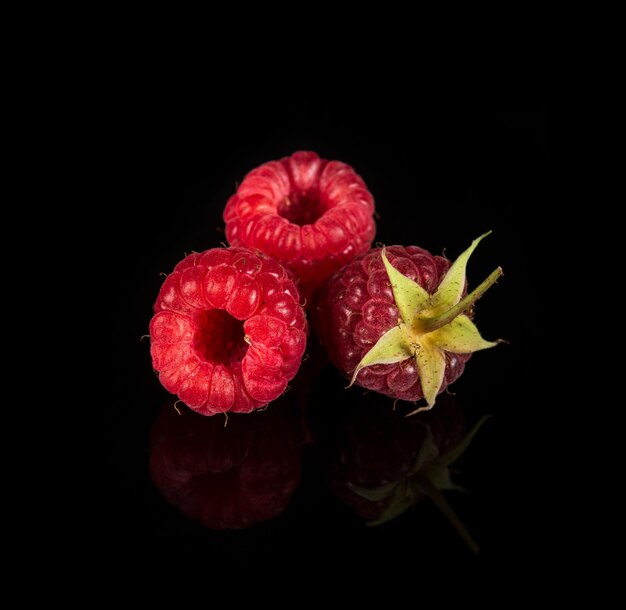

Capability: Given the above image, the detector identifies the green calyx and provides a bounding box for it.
[349,232,503,412]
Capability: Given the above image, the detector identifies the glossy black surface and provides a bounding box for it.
[100,87,550,573]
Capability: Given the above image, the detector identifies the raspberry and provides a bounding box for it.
[223,151,376,298]
[313,233,502,413]
[150,247,307,415]
[149,398,303,530]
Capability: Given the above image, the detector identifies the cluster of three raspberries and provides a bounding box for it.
[150,151,502,416]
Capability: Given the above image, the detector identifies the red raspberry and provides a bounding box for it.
[149,398,303,530]
[223,151,376,298]
[150,247,307,415]
[313,234,502,413]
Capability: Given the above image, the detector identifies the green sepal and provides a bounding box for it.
[381,247,429,324]
[428,231,492,315]
[427,315,498,353]
[348,326,412,387]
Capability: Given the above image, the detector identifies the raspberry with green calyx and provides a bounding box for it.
[313,233,503,413]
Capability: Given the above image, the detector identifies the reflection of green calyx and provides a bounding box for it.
[349,232,503,413]
[350,416,490,553]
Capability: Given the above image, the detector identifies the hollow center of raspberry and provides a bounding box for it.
[193,309,247,366]
[277,189,326,226]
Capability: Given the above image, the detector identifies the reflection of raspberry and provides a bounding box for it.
[149,398,303,530]
[223,151,376,298]
[332,396,465,520]
[150,247,307,415]
[317,388,484,552]
[308,384,465,522]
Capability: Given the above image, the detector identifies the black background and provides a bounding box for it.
[99,82,552,577]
